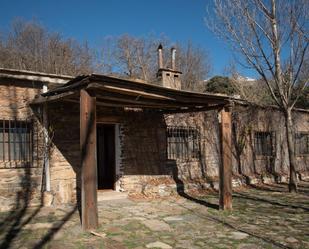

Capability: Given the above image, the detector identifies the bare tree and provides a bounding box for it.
[207,0,309,192]
[100,34,211,91]
[0,19,94,75]
[176,41,212,91]
[100,34,166,80]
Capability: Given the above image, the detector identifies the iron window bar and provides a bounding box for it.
[295,132,309,155]
[167,126,201,161]
[0,119,33,167]
[254,131,275,156]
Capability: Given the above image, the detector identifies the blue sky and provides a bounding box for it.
[0,0,256,78]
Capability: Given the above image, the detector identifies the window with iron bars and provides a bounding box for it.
[0,119,32,163]
[254,131,275,156]
[295,132,309,155]
[167,126,200,161]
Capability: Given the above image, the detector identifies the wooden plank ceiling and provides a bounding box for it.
[32,74,230,113]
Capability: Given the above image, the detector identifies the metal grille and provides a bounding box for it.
[254,131,275,156]
[167,126,200,160]
[0,119,32,163]
[295,132,309,155]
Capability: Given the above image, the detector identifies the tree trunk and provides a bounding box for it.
[284,108,298,192]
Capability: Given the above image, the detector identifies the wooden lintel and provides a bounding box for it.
[32,91,77,104]
[80,89,98,230]
[219,106,232,210]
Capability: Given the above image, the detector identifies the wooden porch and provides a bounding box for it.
[33,74,233,230]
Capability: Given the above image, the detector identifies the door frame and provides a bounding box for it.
[96,122,121,191]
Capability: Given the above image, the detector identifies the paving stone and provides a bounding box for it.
[238,243,261,249]
[286,237,298,243]
[230,231,249,240]
[1,182,309,249]
[110,235,125,242]
[53,231,65,240]
[67,224,83,236]
[142,219,171,231]
[146,241,172,248]
[163,216,184,222]
[24,222,54,230]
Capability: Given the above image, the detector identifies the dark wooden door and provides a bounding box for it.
[97,124,115,190]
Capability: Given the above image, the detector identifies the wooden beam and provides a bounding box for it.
[92,89,212,108]
[32,91,77,104]
[219,105,232,210]
[91,84,175,100]
[80,89,98,230]
[161,104,226,114]
[89,75,229,103]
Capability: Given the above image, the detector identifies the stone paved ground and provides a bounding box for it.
[0,181,308,249]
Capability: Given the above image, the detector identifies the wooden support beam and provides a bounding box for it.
[32,91,77,104]
[162,104,226,114]
[91,84,175,100]
[89,75,229,103]
[219,105,232,210]
[80,89,98,230]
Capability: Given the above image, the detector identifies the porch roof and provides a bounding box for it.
[32,74,231,113]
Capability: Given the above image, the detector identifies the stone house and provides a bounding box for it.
[0,49,308,229]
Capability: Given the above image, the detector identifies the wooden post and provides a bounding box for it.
[80,89,98,230]
[219,105,232,210]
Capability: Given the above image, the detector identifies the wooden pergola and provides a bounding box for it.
[33,74,233,230]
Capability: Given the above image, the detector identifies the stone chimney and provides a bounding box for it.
[156,44,182,90]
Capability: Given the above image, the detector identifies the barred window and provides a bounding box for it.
[254,131,275,156]
[0,120,32,162]
[167,126,200,160]
[295,132,309,155]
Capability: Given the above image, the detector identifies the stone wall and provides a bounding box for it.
[121,111,167,175]
[162,106,309,194]
[97,109,168,195]
[233,105,309,178]
[48,101,80,205]
[0,79,44,211]
[47,106,169,203]
[165,111,221,180]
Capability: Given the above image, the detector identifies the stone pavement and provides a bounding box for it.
[0,181,308,249]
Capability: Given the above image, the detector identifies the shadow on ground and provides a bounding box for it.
[0,180,308,248]
[173,180,309,249]
[0,172,78,249]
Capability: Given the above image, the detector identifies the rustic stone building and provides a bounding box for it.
[0,53,308,229]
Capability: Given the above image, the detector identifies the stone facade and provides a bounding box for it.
[0,78,44,211]
[231,105,309,177]
[48,101,80,205]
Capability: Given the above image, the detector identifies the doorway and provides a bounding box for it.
[97,124,116,190]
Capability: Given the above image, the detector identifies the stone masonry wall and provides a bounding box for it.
[162,106,309,193]
[47,106,169,203]
[165,111,221,180]
[233,105,309,179]
[48,101,80,205]
[118,110,168,193]
[0,79,44,211]
[121,111,167,175]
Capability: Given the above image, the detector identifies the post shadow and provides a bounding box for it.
[169,160,219,210]
[233,191,309,212]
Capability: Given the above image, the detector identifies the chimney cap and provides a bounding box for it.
[158,44,163,50]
